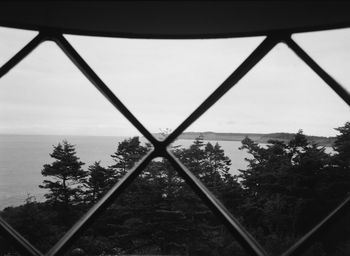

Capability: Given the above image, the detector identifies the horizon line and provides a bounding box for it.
[0,130,337,139]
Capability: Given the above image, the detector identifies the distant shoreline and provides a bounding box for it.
[0,133,336,147]
[0,133,131,138]
[156,132,336,147]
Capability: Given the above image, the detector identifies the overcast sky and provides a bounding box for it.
[0,26,349,137]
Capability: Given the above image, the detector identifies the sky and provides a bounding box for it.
[0,26,349,137]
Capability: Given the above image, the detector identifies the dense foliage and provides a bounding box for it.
[1,123,350,255]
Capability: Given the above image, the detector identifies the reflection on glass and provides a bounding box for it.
[66,34,264,137]
[0,41,149,253]
[174,43,350,255]
[293,28,350,93]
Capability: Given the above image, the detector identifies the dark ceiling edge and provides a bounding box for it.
[0,21,350,39]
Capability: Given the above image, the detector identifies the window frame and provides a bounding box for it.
[0,16,349,256]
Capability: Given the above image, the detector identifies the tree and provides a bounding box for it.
[109,137,150,181]
[3,123,350,256]
[85,136,243,255]
[172,137,244,256]
[0,198,65,253]
[237,131,339,255]
[333,122,350,168]
[84,161,114,203]
[39,140,86,207]
[329,122,350,202]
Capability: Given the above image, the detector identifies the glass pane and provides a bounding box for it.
[0,26,38,67]
[173,43,350,255]
[0,41,151,253]
[66,34,265,138]
[293,28,350,93]
[67,158,249,256]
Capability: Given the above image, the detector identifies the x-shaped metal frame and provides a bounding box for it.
[0,29,349,256]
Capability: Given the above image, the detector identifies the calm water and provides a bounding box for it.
[0,134,250,209]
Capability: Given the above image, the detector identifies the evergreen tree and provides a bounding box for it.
[84,161,114,203]
[0,198,65,253]
[329,122,350,200]
[173,137,243,255]
[238,131,334,255]
[202,142,232,191]
[85,136,242,255]
[333,122,350,167]
[39,140,86,207]
[109,137,150,181]
[5,123,350,256]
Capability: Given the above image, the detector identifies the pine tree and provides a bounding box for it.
[238,132,333,255]
[330,122,350,198]
[333,122,350,167]
[202,142,231,191]
[84,161,114,203]
[173,137,242,255]
[109,137,150,181]
[39,140,86,207]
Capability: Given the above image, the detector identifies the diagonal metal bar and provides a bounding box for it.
[281,195,350,256]
[46,149,156,256]
[51,33,159,147]
[164,35,280,146]
[0,33,44,79]
[164,149,268,256]
[285,37,350,107]
[0,32,45,256]
[0,216,43,256]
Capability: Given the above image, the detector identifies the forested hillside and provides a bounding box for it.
[1,123,349,255]
[169,131,335,146]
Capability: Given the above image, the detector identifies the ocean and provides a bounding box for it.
[0,134,249,209]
